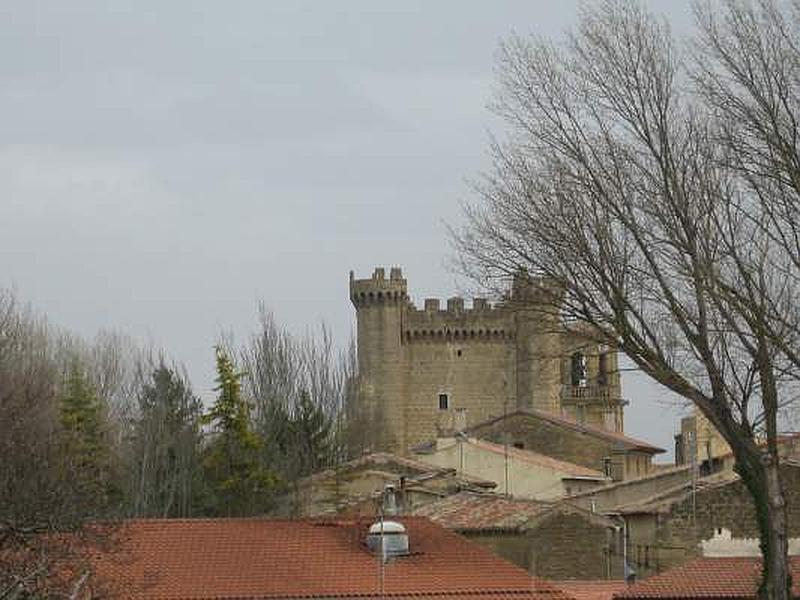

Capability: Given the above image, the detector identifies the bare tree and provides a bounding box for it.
[0,290,119,598]
[452,1,799,597]
[239,307,356,482]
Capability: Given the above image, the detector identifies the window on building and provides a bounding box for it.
[576,404,586,425]
[597,352,609,385]
[602,456,612,478]
[438,393,449,411]
[570,352,587,387]
[513,442,524,450]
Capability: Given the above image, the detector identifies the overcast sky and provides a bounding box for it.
[0,1,698,458]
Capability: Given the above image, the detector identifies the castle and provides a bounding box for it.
[350,267,627,454]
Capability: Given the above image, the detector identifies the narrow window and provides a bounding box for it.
[576,404,586,425]
[570,352,587,387]
[602,456,612,478]
[438,393,449,411]
[598,352,609,385]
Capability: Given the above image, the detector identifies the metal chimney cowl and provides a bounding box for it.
[366,520,410,559]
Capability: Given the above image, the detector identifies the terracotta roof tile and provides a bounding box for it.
[92,517,574,600]
[555,581,627,600]
[613,556,800,599]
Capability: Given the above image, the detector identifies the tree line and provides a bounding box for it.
[0,291,363,597]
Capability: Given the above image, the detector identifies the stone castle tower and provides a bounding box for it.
[350,267,626,454]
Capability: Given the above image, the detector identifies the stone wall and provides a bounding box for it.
[569,466,693,512]
[625,463,800,578]
[464,511,624,580]
[527,511,623,580]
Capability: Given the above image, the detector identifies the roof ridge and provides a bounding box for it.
[467,437,607,478]
[565,464,692,500]
[613,472,741,514]
[468,410,664,453]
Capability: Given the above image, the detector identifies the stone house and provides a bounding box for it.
[413,490,625,581]
[615,461,800,579]
[468,410,664,481]
[412,436,609,500]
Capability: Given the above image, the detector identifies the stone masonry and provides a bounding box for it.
[350,267,626,454]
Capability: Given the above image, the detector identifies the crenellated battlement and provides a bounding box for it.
[350,267,408,306]
[510,271,565,306]
[404,297,514,344]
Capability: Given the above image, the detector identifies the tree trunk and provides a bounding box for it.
[736,449,791,600]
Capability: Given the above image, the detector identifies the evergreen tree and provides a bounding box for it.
[58,360,120,509]
[202,347,277,516]
[290,390,334,478]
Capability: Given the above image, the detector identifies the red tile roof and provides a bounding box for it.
[412,491,550,532]
[556,581,627,600]
[92,517,573,599]
[613,556,800,599]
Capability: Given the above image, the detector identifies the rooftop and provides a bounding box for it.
[564,464,692,506]
[469,410,664,455]
[412,491,551,532]
[300,451,497,489]
[613,470,743,515]
[556,581,628,600]
[613,556,800,599]
[92,517,573,600]
[413,491,617,535]
[466,438,608,480]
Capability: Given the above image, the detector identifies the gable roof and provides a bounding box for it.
[613,556,800,599]
[413,491,616,534]
[412,491,551,532]
[92,517,573,600]
[469,410,664,455]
